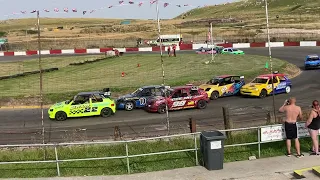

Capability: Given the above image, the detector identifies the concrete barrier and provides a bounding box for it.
[300,41,317,47]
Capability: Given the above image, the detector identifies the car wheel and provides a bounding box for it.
[55,111,67,121]
[285,86,291,93]
[125,101,135,111]
[100,107,112,117]
[210,91,219,100]
[197,100,207,109]
[259,89,267,98]
[157,104,166,114]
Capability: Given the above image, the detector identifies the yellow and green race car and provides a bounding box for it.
[199,75,245,100]
[240,73,292,98]
[48,88,116,121]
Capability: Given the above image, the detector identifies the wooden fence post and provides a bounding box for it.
[189,118,196,133]
[114,126,122,141]
[266,111,275,124]
[222,106,233,138]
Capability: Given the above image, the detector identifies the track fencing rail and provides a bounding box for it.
[0,124,307,177]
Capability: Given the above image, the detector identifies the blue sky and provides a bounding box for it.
[0,0,237,20]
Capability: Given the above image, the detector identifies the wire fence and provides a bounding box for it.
[0,124,313,177]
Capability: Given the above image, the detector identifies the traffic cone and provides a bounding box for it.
[264,61,269,71]
[137,63,140,67]
[121,72,125,77]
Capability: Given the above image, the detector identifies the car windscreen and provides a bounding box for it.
[307,56,320,61]
[252,78,268,84]
[132,88,143,95]
[207,78,221,85]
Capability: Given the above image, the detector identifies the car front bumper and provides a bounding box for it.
[240,89,260,97]
[48,109,55,119]
[145,104,158,112]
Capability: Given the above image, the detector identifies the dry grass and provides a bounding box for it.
[1,0,320,50]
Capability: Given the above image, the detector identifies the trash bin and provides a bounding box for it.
[200,130,226,170]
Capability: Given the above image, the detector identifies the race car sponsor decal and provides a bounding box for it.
[172,96,192,101]
[70,104,90,109]
[187,101,195,106]
[276,82,287,90]
[91,107,98,112]
[172,101,186,107]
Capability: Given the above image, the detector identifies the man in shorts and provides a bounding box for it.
[279,97,304,158]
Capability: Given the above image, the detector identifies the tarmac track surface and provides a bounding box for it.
[1,47,320,145]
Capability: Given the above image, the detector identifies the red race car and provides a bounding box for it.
[145,85,209,114]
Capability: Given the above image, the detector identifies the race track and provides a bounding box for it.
[1,47,320,144]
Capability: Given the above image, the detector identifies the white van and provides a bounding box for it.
[147,34,182,46]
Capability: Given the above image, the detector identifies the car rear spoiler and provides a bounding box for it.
[101,88,111,97]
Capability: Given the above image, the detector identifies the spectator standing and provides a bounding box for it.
[305,100,320,155]
[167,46,171,57]
[173,44,176,57]
[279,97,304,158]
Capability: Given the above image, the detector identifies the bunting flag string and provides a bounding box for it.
[4,0,210,18]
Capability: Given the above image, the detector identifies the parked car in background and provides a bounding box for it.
[304,54,320,70]
[221,48,245,55]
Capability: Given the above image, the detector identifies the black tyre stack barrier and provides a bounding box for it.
[0,68,59,80]
[69,56,117,66]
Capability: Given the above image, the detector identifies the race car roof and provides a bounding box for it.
[307,54,319,58]
[258,74,286,78]
[141,85,163,89]
[77,91,101,96]
[217,75,235,78]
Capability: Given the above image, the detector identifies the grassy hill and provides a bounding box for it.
[1,0,320,51]
[176,0,320,19]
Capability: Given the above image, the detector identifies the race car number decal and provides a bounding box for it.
[139,98,146,105]
[221,86,227,93]
[267,84,272,89]
[172,101,186,107]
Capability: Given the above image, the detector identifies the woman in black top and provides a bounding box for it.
[305,100,320,155]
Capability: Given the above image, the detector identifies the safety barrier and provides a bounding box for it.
[1,41,320,56]
[0,122,313,177]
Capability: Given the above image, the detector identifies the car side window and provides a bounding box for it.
[72,95,90,105]
[154,88,162,96]
[172,90,182,98]
[141,88,152,96]
[278,76,286,82]
[228,49,232,52]
[190,89,199,96]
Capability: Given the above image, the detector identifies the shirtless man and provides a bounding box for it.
[279,97,304,158]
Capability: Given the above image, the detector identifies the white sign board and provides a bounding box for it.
[261,122,320,142]
[210,141,221,149]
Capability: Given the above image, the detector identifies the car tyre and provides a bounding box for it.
[210,91,219,100]
[259,89,267,98]
[55,111,67,121]
[100,107,112,117]
[197,100,207,109]
[285,86,291,93]
[125,101,135,111]
[157,104,167,114]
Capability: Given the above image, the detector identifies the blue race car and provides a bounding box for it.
[305,54,320,70]
[116,85,167,111]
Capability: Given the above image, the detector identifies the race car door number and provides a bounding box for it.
[139,98,146,105]
[172,101,186,107]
